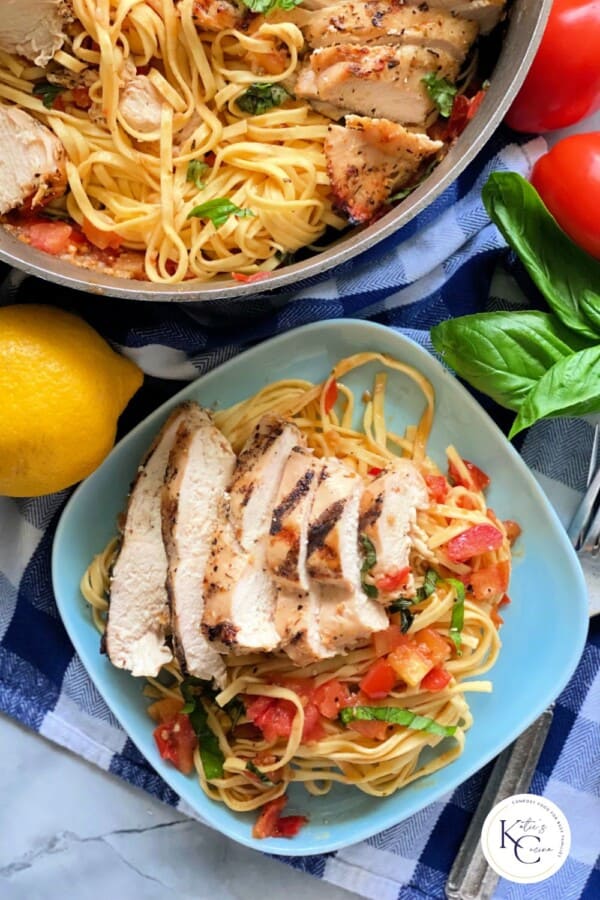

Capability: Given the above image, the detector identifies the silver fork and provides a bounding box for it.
[567,424,600,554]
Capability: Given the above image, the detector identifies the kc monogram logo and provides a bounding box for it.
[480,794,571,884]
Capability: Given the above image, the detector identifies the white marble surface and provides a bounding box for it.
[0,713,360,900]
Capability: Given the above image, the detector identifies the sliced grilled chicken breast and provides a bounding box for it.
[317,583,388,652]
[105,405,194,678]
[118,75,163,137]
[304,1,478,62]
[202,416,304,653]
[359,460,429,602]
[325,115,443,223]
[192,0,247,31]
[0,105,67,215]
[301,0,505,34]
[306,458,364,588]
[0,0,72,66]
[295,44,460,126]
[161,405,236,687]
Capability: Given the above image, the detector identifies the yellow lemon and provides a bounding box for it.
[0,304,144,497]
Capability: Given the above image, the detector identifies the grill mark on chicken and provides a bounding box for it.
[306,499,346,561]
[358,491,384,531]
[270,468,316,536]
[205,622,238,646]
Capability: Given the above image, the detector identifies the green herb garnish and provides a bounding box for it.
[416,568,440,602]
[187,198,254,229]
[33,81,65,110]
[180,678,225,779]
[237,82,291,115]
[422,72,457,118]
[240,0,302,12]
[340,705,457,737]
[445,578,465,655]
[359,533,378,598]
[186,159,210,191]
[246,760,275,784]
[387,598,414,633]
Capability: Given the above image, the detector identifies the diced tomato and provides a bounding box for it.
[245,696,297,742]
[491,605,504,628]
[204,151,216,166]
[415,628,452,666]
[301,701,326,743]
[268,676,314,698]
[432,90,486,142]
[351,719,392,741]
[360,658,397,699]
[368,466,383,476]
[448,458,491,492]
[82,217,123,251]
[323,379,338,413]
[499,593,511,608]
[253,795,308,839]
[445,523,503,563]
[312,679,352,719]
[388,642,432,686]
[136,64,151,76]
[425,474,449,503]
[72,85,92,108]
[421,665,452,692]
[374,566,411,594]
[503,520,522,544]
[466,562,510,601]
[153,713,197,775]
[373,624,407,657]
[26,221,73,255]
[52,93,66,111]
[147,697,184,723]
[231,271,271,283]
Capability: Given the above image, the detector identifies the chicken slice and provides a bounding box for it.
[268,447,319,592]
[325,115,443,223]
[118,75,163,137]
[295,44,460,126]
[161,405,236,687]
[300,0,505,35]
[202,416,304,654]
[105,404,194,678]
[0,105,67,215]
[192,0,247,32]
[0,0,72,67]
[304,1,478,63]
[359,460,429,602]
[317,583,388,653]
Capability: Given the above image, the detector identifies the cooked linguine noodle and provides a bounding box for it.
[81,352,512,818]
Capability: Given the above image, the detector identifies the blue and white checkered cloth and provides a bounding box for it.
[0,127,598,899]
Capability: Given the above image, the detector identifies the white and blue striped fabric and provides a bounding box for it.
[1,127,598,899]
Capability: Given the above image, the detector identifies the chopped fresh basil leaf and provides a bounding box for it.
[187,198,254,229]
[359,533,378,598]
[180,678,225,779]
[186,159,210,191]
[246,760,274,784]
[445,578,465,655]
[240,0,302,11]
[399,607,414,633]
[39,206,72,222]
[340,705,457,737]
[387,598,414,631]
[33,81,65,110]
[237,82,291,116]
[226,697,245,729]
[417,568,440,602]
[422,72,457,118]
[388,598,414,612]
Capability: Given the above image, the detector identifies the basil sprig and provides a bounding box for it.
[240,0,302,11]
[359,533,378,598]
[445,578,465,654]
[186,159,210,191]
[422,72,457,118]
[431,172,600,438]
[340,705,457,737]
[388,598,414,633]
[33,81,65,109]
[180,678,225,779]
[237,82,290,115]
[417,568,441,602]
[187,198,254,229]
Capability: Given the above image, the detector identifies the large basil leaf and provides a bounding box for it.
[431,311,591,411]
[482,173,600,341]
[509,345,600,438]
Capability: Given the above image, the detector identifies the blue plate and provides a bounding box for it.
[52,319,588,856]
